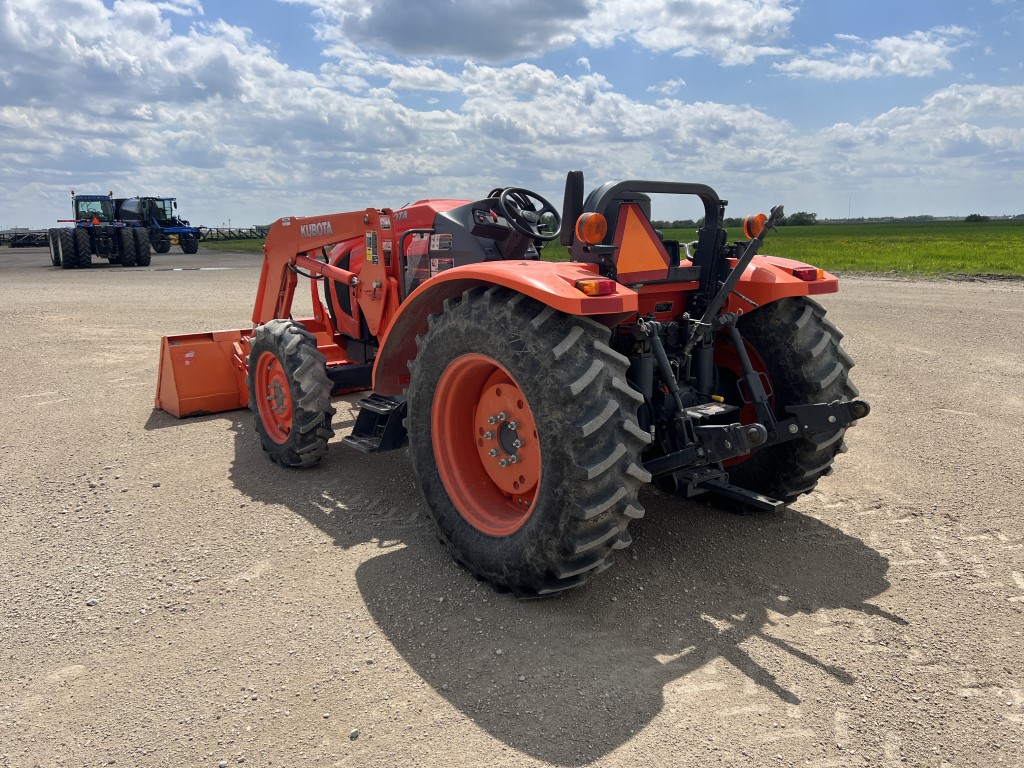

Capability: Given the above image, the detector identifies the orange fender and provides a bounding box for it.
[722,255,839,315]
[372,261,639,395]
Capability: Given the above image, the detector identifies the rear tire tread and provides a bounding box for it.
[725,296,858,505]
[408,286,648,596]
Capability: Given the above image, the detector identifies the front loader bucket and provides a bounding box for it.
[155,329,253,417]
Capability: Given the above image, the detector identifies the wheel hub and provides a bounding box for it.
[267,378,287,416]
[473,382,539,498]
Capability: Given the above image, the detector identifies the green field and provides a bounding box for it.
[204,218,1024,276]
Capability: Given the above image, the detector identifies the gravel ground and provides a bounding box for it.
[1,246,1022,768]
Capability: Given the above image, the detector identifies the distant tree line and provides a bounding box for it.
[651,211,819,230]
[651,211,1022,229]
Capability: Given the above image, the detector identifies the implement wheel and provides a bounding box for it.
[714,296,858,504]
[246,320,335,468]
[181,235,199,254]
[407,287,651,597]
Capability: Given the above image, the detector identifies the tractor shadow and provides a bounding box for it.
[226,398,904,766]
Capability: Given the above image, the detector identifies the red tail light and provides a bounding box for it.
[792,267,823,281]
[574,278,616,296]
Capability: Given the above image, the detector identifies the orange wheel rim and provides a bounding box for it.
[432,354,541,536]
[255,351,293,444]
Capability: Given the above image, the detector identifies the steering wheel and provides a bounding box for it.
[497,187,561,241]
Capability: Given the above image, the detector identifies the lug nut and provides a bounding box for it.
[488,448,500,457]
[507,421,518,431]
[484,431,494,440]
[498,458,509,467]
[512,439,523,449]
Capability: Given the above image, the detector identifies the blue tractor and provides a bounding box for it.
[114,196,201,254]
[47,192,151,269]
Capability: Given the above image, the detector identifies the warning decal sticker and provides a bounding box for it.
[430,234,453,251]
[430,258,455,276]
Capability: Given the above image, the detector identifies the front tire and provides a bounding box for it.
[151,228,171,254]
[246,320,336,468]
[715,296,858,503]
[407,287,651,597]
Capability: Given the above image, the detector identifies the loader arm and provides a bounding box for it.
[253,210,377,325]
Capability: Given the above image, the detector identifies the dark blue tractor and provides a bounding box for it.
[47,192,151,269]
[115,196,201,254]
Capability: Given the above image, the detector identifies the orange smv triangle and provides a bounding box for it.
[613,204,670,283]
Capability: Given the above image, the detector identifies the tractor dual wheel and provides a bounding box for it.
[714,296,858,505]
[57,229,77,269]
[118,227,137,267]
[72,228,92,268]
[133,228,152,267]
[246,319,336,468]
[407,286,651,597]
[47,229,61,266]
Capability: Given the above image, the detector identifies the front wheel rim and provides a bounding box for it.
[255,351,293,444]
[432,354,541,537]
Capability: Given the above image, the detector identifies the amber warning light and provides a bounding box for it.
[743,213,769,239]
[575,212,607,245]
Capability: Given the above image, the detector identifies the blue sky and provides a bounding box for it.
[1,0,1022,229]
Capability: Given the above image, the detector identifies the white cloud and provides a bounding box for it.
[580,0,796,65]
[647,78,687,95]
[0,0,1021,228]
[774,26,972,80]
[293,0,796,65]
[810,84,1024,216]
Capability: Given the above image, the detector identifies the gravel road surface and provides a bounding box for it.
[1,246,1022,767]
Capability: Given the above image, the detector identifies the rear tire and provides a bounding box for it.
[133,228,152,267]
[716,296,858,504]
[57,229,76,269]
[406,286,651,597]
[73,228,92,267]
[246,320,336,467]
[180,235,199,254]
[119,228,137,267]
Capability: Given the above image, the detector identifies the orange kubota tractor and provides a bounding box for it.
[155,172,869,597]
